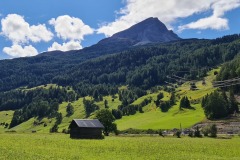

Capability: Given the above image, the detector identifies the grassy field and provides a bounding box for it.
[116,103,205,130]
[0,111,14,132]
[0,133,239,160]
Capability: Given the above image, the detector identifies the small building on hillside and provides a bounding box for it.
[69,119,104,139]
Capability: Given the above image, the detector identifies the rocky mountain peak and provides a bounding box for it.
[98,17,181,47]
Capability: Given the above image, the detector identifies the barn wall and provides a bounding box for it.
[70,128,103,139]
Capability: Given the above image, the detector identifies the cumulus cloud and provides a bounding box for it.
[3,45,38,57]
[97,0,240,36]
[0,14,54,58]
[48,41,82,52]
[49,15,94,41]
[1,14,53,44]
[178,16,229,31]
[179,0,240,31]
[48,15,94,52]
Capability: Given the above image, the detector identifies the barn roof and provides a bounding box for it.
[72,119,104,128]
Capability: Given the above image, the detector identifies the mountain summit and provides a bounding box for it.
[98,17,181,47]
[40,18,181,59]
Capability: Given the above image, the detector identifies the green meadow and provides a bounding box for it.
[116,103,205,130]
[0,133,239,160]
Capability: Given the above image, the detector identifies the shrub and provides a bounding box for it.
[209,124,217,137]
[50,124,58,133]
[158,130,164,137]
[175,130,181,138]
[194,126,202,137]
[188,131,194,137]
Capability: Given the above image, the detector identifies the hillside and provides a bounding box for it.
[116,68,219,130]
[0,68,219,133]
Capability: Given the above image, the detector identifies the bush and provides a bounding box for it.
[209,124,217,137]
[114,129,120,136]
[202,124,217,137]
[50,124,58,133]
[66,103,74,117]
[62,128,70,134]
[202,126,210,137]
[158,130,164,137]
[188,131,194,137]
[146,129,155,134]
[175,130,181,138]
[194,126,202,137]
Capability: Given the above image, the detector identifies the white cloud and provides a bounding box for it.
[178,16,229,31]
[97,0,240,36]
[3,45,38,57]
[179,0,240,31]
[49,15,94,41]
[48,41,82,52]
[1,14,53,44]
[30,24,54,42]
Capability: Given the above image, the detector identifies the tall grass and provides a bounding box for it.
[0,133,239,160]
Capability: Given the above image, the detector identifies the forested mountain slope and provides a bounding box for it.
[0,35,240,94]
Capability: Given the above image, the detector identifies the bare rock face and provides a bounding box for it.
[98,17,181,47]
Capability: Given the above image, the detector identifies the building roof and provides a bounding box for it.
[72,119,104,128]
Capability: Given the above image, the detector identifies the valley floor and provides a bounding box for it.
[0,133,239,160]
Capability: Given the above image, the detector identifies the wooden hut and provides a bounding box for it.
[69,119,104,139]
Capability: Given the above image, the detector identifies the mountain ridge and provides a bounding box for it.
[97,17,181,47]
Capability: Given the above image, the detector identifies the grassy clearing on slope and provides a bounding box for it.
[58,95,121,131]
[20,84,59,91]
[10,98,86,133]
[177,68,219,100]
[116,103,204,130]
[0,133,239,160]
[0,110,13,123]
[4,95,121,133]
[132,91,170,105]
[58,98,86,131]
[95,95,121,110]
[11,117,55,133]
[0,111,14,133]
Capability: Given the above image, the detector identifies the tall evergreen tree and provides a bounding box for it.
[229,90,239,114]
[170,92,176,105]
[66,103,74,117]
[179,96,190,109]
[104,99,109,109]
[202,91,228,119]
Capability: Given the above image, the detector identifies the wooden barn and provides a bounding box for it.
[69,119,104,139]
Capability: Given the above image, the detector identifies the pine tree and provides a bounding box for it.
[179,96,190,109]
[93,89,99,101]
[229,90,239,114]
[104,99,109,109]
[66,103,74,117]
[202,91,228,119]
[170,92,176,105]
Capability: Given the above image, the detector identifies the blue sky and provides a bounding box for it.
[0,0,240,59]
